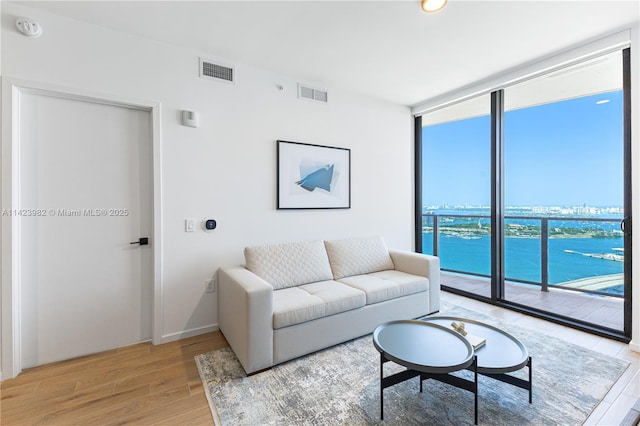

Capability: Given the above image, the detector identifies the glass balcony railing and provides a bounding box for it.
[422,214,624,297]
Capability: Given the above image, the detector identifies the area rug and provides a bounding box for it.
[196,304,629,425]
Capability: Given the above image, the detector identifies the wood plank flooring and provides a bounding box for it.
[1,294,638,425]
[1,332,227,425]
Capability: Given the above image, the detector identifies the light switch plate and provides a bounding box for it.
[185,218,195,232]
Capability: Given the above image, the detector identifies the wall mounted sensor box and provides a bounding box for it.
[182,110,198,128]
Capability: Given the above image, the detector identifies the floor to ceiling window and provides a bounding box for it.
[417,47,631,340]
[503,51,626,332]
[421,95,491,298]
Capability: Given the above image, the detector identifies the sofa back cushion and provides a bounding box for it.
[244,240,334,290]
[324,236,395,279]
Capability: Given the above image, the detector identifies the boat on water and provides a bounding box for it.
[564,249,624,262]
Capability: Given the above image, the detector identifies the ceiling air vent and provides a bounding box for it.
[298,84,328,103]
[200,58,235,84]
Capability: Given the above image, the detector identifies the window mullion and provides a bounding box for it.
[491,90,505,301]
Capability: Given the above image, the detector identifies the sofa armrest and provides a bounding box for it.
[388,250,440,313]
[218,266,274,374]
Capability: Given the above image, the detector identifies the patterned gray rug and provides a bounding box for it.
[196,304,629,425]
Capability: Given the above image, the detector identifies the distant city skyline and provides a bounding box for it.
[423,204,624,218]
[424,204,624,210]
[422,90,624,207]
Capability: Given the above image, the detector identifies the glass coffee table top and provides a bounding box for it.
[421,316,529,374]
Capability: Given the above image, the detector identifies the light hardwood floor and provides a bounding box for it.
[1,293,638,425]
[0,332,227,425]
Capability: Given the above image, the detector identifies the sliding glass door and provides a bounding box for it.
[503,50,626,331]
[417,48,631,340]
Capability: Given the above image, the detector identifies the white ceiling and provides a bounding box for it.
[11,0,640,106]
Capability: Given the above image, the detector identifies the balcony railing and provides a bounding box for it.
[422,213,624,297]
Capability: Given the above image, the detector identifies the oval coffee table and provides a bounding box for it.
[422,316,532,405]
[373,320,479,423]
[373,317,532,425]
[421,316,531,375]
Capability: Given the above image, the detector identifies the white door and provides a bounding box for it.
[18,91,153,368]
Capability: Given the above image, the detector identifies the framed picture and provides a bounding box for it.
[277,140,351,209]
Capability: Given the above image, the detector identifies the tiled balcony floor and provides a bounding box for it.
[441,272,625,331]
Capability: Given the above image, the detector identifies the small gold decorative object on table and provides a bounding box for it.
[451,321,486,350]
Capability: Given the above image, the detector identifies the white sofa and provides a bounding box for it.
[218,236,440,374]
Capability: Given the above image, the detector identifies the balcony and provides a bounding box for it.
[422,213,625,332]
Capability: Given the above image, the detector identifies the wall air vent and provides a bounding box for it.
[199,58,235,84]
[298,84,328,103]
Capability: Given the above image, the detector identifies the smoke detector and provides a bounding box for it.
[16,18,42,38]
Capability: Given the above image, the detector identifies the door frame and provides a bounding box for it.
[1,77,163,380]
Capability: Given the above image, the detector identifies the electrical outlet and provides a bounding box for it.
[205,278,216,293]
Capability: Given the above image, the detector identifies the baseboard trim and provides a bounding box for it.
[630,340,640,353]
[161,324,219,344]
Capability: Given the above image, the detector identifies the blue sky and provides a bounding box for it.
[422,90,623,207]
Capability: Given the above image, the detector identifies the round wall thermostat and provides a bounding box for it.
[205,219,217,230]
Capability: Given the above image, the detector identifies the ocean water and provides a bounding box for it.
[421,233,624,295]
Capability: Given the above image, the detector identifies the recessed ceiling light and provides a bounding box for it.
[596,99,610,105]
[421,0,448,13]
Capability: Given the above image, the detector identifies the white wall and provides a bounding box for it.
[0,1,413,361]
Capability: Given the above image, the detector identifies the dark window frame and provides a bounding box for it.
[414,47,632,342]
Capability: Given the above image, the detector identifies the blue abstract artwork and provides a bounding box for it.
[296,164,334,192]
[277,140,350,209]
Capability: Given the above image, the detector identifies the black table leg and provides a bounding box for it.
[528,356,533,404]
[378,354,486,423]
[473,355,478,425]
[380,352,384,420]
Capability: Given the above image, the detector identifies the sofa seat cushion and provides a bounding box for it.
[324,236,395,280]
[338,270,428,305]
[272,281,366,329]
[244,240,334,290]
